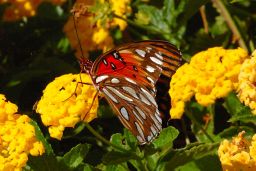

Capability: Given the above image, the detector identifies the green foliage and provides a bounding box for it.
[1,0,256,170]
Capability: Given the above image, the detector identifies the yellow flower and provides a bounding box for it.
[169,47,248,119]
[1,0,66,21]
[218,131,256,171]
[0,94,45,171]
[237,50,256,114]
[36,73,98,140]
[63,0,131,59]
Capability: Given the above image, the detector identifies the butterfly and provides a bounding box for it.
[80,40,182,145]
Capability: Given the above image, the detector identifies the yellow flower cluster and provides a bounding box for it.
[237,50,256,114]
[63,0,131,59]
[0,94,45,171]
[218,131,256,171]
[169,47,248,119]
[1,0,66,21]
[36,73,98,140]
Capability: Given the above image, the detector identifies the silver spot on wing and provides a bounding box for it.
[107,86,133,102]
[150,56,163,65]
[122,86,139,99]
[102,88,118,103]
[120,107,129,121]
[135,49,146,57]
[95,75,108,84]
[146,65,155,73]
[111,78,120,84]
[135,106,146,119]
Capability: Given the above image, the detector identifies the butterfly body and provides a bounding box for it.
[80,40,182,144]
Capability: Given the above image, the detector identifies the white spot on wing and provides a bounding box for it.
[107,86,133,102]
[135,107,146,119]
[122,86,139,99]
[96,75,108,84]
[137,136,144,143]
[111,78,120,84]
[155,53,163,60]
[147,132,153,142]
[155,113,162,124]
[125,77,137,84]
[150,114,162,131]
[135,49,146,57]
[132,110,144,124]
[150,56,163,65]
[120,107,129,120]
[135,122,144,140]
[150,126,157,136]
[146,65,155,73]
[139,93,150,105]
[141,88,157,106]
[102,88,118,103]
[146,76,155,84]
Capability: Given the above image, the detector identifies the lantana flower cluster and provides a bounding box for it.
[63,0,131,59]
[237,50,256,114]
[169,47,248,119]
[36,73,98,140]
[0,94,45,171]
[218,131,256,171]
[0,0,66,21]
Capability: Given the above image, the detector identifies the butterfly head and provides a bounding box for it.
[79,58,93,74]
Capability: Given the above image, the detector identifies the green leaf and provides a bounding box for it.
[30,120,54,155]
[179,0,211,24]
[176,155,221,171]
[157,143,219,170]
[229,113,256,123]
[218,126,255,138]
[110,133,126,149]
[62,144,91,169]
[223,92,246,116]
[153,126,179,149]
[102,151,140,165]
[27,153,64,171]
[97,163,129,171]
[123,129,138,150]
[75,163,97,171]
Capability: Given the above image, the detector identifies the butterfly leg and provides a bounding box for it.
[81,90,99,121]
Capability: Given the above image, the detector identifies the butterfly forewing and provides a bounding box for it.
[89,40,182,144]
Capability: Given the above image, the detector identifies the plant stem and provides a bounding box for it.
[212,0,248,51]
[185,108,215,143]
[83,122,128,152]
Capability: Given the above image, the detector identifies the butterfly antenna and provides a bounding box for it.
[72,13,85,86]
[72,14,86,60]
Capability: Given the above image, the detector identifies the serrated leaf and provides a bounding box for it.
[102,151,140,165]
[158,143,219,170]
[62,143,91,169]
[110,133,125,149]
[153,126,179,149]
[97,163,129,171]
[74,163,97,171]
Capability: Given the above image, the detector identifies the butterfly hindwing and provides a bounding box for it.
[100,76,162,144]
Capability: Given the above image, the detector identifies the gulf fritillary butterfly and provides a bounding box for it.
[80,40,182,145]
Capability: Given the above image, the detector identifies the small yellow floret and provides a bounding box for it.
[218,131,256,171]
[36,73,98,140]
[0,94,45,171]
[169,47,248,119]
